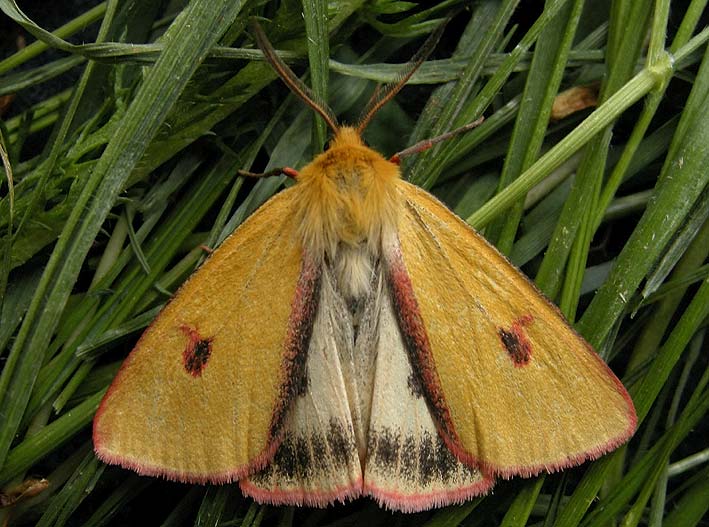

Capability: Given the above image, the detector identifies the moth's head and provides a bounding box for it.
[325,126,370,154]
[304,125,396,183]
[302,127,397,186]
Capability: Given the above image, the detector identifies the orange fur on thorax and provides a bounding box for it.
[294,127,401,258]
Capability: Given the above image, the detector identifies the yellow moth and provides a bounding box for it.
[93,22,636,512]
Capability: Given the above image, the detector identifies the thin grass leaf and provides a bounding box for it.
[487,0,584,257]
[81,476,151,527]
[411,0,578,189]
[0,391,103,485]
[35,450,104,527]
[0,56,85,97]
[0,2,106,75]
[626,219,709,373]
[467,66,661,228]
[648,330,704,526]
[578,357,709,527]
[537,0,653,307]
[577,38,709,347]
[640,196,709,298]
[0,0,122,466]
[195,485,238,527]
[499,477,545,527]
[631,279,709,423]
[75,306,161,359]
[303,0,330,150]
[0,267,40,351]
[159,487,204,527]
[408,0,519,152]
[662,464,709,527]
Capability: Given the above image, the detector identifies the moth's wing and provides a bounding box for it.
[93,187,318,483]
[388,181,636,478]
[364,270,493,512]
[241,266,363,506]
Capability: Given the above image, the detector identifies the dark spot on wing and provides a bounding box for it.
[310,433,328,471]
[401,435,417,479]
[294,366,309,397]
[407,371,425,398]
[328,419,355,465]
[368,427,471,485]
[180,325,213,377]
[248,419,358,486]
[435,433,460,482]
[418,433,435,485]
[498,315,534,366]
[272,432,297,479]
[294,436,312,478]
[373,427,400,467]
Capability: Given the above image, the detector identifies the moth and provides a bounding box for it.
[93,21,636,512]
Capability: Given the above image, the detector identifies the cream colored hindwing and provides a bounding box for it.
[364,273,491,512]
[241,265,363,506]
[242,253,492,511]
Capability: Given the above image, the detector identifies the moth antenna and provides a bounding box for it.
[389,117,484,164]
[356,18,450,134]
[251,19,339,133]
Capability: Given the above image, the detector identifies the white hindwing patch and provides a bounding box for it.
[242,256,492,511]
[241,266,362,506]
[364,283,490,512]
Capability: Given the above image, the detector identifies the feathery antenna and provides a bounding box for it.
[356,18,450,134]
[251,19,339,133]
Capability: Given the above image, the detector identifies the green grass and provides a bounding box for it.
[1,0,708,525]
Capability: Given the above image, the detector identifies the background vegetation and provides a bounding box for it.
[1,0,708,525]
